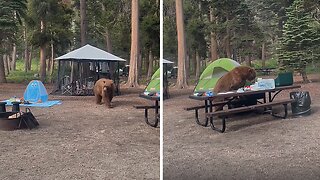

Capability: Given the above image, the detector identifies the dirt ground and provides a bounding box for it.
[164,74,320,179]
[0,83,159,180]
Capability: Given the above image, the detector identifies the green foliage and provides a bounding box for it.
[0,0,27,46]
[163,0,177,61]
[6,59,39,83]
[252,58,278,69]
[277,0,320,74]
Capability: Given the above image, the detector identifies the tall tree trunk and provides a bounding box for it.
[39,19,47,82]
[80,0,89,79]
[301,70,309,83]
[47,41,53,72]
[28,46,32,71]
[24,26,29,72]
[4,55,9,76]
[105,29,112,52]
[147,49,153,80]
[245,55,251,67]
[261,42,266,68]
[11,44,16,71]
[175,0,188,88]
[210,6,218,61]
[50,42,54,77]
[225,17,232,58]
[6,55,11,73]
[225,30,231,58]
[127,0,140,87]
[185,50,190,78]
[80,0,87,46]
[195,50,200,79]
[191,51,196,76]
[0,55,7,83]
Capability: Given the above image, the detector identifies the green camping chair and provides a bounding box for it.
[194,58,240,93]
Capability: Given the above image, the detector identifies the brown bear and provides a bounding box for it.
[94,78,114,108]
[213,66,256,111]
[214,66,256,94]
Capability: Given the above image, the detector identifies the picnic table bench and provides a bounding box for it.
[185,85,301,133]
[134,94,160,128]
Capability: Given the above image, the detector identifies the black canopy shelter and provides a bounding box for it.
[162,59,174,99]
[54,44,126,96]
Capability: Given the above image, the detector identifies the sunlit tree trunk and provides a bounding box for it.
[80,0,89,79]
[39,19,47,82]
[127,0,140,87]
[175,0,188,88]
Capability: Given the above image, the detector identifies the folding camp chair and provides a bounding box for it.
[62,76,73,95]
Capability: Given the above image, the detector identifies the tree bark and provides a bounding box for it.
[261,42,266,68]
[175,0,188,88]
[225,29,232,58]
[245,55,251,67]
[39,19,47,82]
[195,50,200,79]
[6,55,11,73]
[127,0,140,87]
[0,55,7,83]
[301,70,309,83]
[80,0,89,79]
[147,49,153,80]
[24,26,29,72]
[11,44,17,71]
[28,46,32,71]
[50,42,54,77]
[210,6,218,61]
[4,55,9,76]
[80,0,87,46]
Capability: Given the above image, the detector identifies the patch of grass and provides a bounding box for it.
[251,58,278,69]
[6,59,54,83]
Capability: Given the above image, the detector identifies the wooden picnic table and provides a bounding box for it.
[134,94,160,128]
[185,85,301,133]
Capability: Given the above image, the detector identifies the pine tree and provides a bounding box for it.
[278,0,320,82]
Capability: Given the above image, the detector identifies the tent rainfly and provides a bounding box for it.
[194,58,240,93]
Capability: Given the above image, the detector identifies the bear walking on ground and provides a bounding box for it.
[94,78,114,108]
[213,66,256,111]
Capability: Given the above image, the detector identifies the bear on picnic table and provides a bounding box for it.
[213,66,256,111]
[94,78,114,108]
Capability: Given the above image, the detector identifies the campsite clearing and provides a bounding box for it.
[164,74,320,179]
[0,83,159,180]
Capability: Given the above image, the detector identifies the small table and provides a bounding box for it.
[186,85,301,132]
[135,94,160,127]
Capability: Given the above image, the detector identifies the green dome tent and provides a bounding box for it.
[145,68,160,93]
[194,58,240,92]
